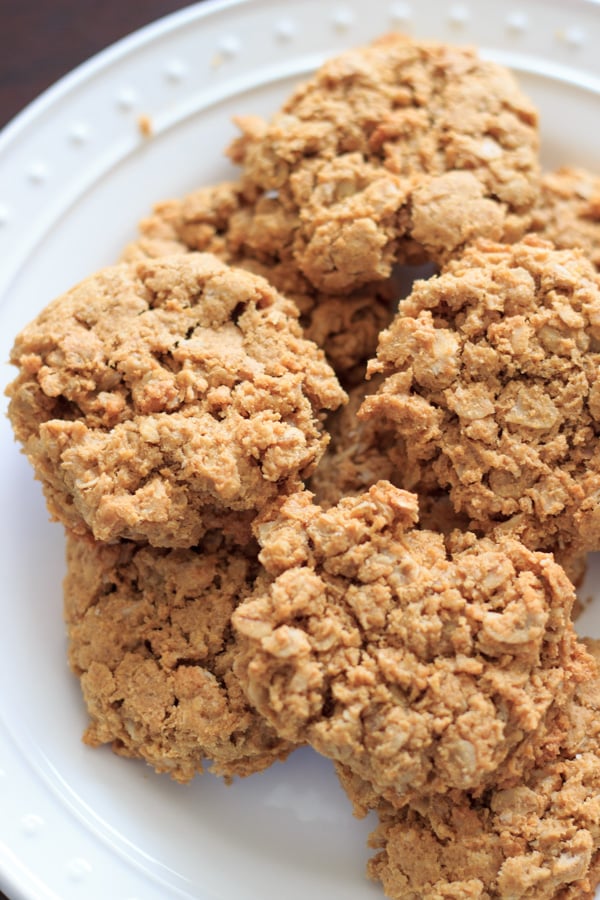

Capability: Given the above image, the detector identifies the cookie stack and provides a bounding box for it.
[7,252,346,780]
[7,33,600,900]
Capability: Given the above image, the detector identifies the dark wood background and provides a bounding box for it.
[1,0,201,128]
[0,4,207,897]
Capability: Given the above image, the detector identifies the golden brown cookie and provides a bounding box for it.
[365,640,600,900]
[64,530,297,782]
[232,481,585,805]
[361,236,600,555]
[122,180,394,383]
[307,377,403,507]
[308,380,586,586]
[228,33,540,293]
[308,377,468,536]
[7,252,345,547]
[532,166,600,270]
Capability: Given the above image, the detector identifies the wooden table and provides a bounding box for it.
[0,4,207,896]
[1,0,200,128]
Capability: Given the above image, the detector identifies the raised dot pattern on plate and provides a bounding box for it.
[448,4,470,25]
[563,25,585,47]
[506,11,529,32]
[164,59,187,82]
[0,0,590,245]
[27,162,49,185]
[389,1,412,24]
[116,87,138,111]
[68,123,91,146]
[218,34,241,58]
[20,813,45,836]
[274,18,296,41]
[66,857,93,882]
[332,6,356,30]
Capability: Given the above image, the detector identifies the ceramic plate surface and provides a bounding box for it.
[2,1,600,897]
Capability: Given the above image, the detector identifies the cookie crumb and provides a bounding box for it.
[138,114,153,138]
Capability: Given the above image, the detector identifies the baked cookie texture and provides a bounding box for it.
[232,481,585,805]
[307,378,404,507]
[228,33,540,293]
[533,166,600,270]
[121,179,394,383]
[308,378,470,535]
[7,252,345,547]
[64,531,297,782]
[308,380,587,586]
[365,639,600,900]
[361,236,600,555]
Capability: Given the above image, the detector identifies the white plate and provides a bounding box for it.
[2,1,600,898]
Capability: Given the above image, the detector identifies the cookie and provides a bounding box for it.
[308,377,469,533]
[64,530,296,782]
[122,180,394,383]
[228,33,540,293]
[232,481,585,804]
[533,166,600,270]
[361,236,600,555]
[7,252,345,547]
[307,378,403,507]
[309,380,586,586]
[365,640,600,900]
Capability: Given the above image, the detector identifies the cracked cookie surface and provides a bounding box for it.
[232,481,583,805]
[7,252,345,547]
[309,379,586,585]
[533,166,600,270]
[365,640,600,900]
[361,236,600,555]
[308,378,469,536]
[64,530,296,782]
[228,33,539,293]
[122,179,394,383]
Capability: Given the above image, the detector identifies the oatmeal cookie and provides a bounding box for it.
[533,166,600,270]
[228,33,540,293]
[232,481,584,804]
[365,640,600,900]
[122,180,394,382]
[361,236,600,555]
[7,253,345,547]
[64,530,296,782]
[308,378,468,534]
[308,381,586,586]
[307,377,403,507]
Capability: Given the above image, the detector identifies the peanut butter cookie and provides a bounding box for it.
[233,482,584,804]
[366,640,600,899]
[64,530,296,782]
[361,236,600,555]
[122,180,394,382]
[228,33,539,293]
[7,253,345,547]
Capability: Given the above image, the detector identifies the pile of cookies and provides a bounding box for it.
[7,33,600,899]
